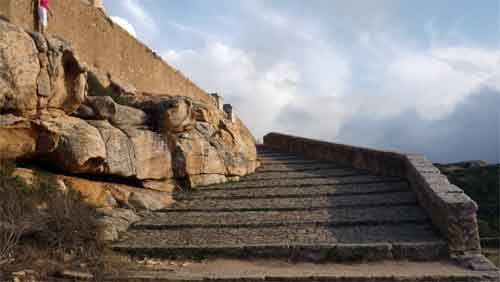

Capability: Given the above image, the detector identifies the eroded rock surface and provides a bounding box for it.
[0,19,258,194]
[0,21,40,116]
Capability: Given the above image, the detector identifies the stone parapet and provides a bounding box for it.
[263,132,482,257]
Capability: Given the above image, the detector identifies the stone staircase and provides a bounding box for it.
[107,146,498,281]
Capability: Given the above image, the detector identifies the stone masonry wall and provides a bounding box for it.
[0,0,213,105]
[263,132,482,258]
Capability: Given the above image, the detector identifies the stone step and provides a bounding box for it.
[103,259,494,282]
[257,148,286,156]
[111,146,481,275]
[259,159,329,165]
[256,151,310,160]
[175,182,410,200]
[205,175,404,189]
[258,155,307,160]
[112,243,449,264]
[113,225,446,262]
[105,273,489,282]
[255,150,289,155]
[166,192,417,212]
[242,168,368,180]
[256,163,345,172]
[115,223,441,248]
[136,204,426,229]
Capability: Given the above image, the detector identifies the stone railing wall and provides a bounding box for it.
[0,0,213,105]
[263,132,481,257]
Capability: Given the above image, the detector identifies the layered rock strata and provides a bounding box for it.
[0,19,258,202]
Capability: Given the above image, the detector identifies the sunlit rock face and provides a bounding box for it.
[0,19,259,190]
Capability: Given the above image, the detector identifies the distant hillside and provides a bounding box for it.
[435,161,499,237]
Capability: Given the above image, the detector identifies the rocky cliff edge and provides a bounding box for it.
[0,19,259,212]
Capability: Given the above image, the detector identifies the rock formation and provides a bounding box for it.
[0,19,259,205]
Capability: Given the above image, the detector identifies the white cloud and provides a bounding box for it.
[110,16,137,37]
[353,46,500,120]
[394,47,499,118]
[121,0,157,32]
[163,42,300,138]
[163,37,499,147]
[156,0,499,161]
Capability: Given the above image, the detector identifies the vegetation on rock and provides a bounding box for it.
[0,161,104,280]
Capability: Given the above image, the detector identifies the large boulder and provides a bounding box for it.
[87,120,173,181]
[0,20,88,117]
[44,35,87,114]
[158,96,195,133]
[0,20,40,116]
[172,130,227,187]
[60,174,174,210]
[83,95,147,126]
[120,127,173,181]
[12,167,174,211]
[36,113,107,173]
[196,119,259,177]
[86,95,116,120]
[87,120,136,178]
[148,96,259,188]
[111,103,147,126]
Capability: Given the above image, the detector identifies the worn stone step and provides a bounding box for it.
[242,168,368,181]
[258,153,302,158]
[256,163,346,172]
[105,274,489,282]
[255,150,289,155]
[258,155,307,160]
[177,182,410,200]
[113,242,449,264]
[116,223,441,247]
[136,204,426,229]
[103,258,494,282]
[105,273,488,282]
[166,191,417,211]
[206,175,404,190]
[259,159,329,165]
[257,148,291,156]
[113,231,448,262]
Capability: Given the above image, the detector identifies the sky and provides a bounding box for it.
[103,0,500,163]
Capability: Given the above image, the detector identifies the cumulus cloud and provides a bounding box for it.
[163,35,355,140]
[158,1,499,163]
[163,42,301,138]
[110,16,137,37]
[383,47,499,119]
[161,1,354,139]
[343,45,500,122]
